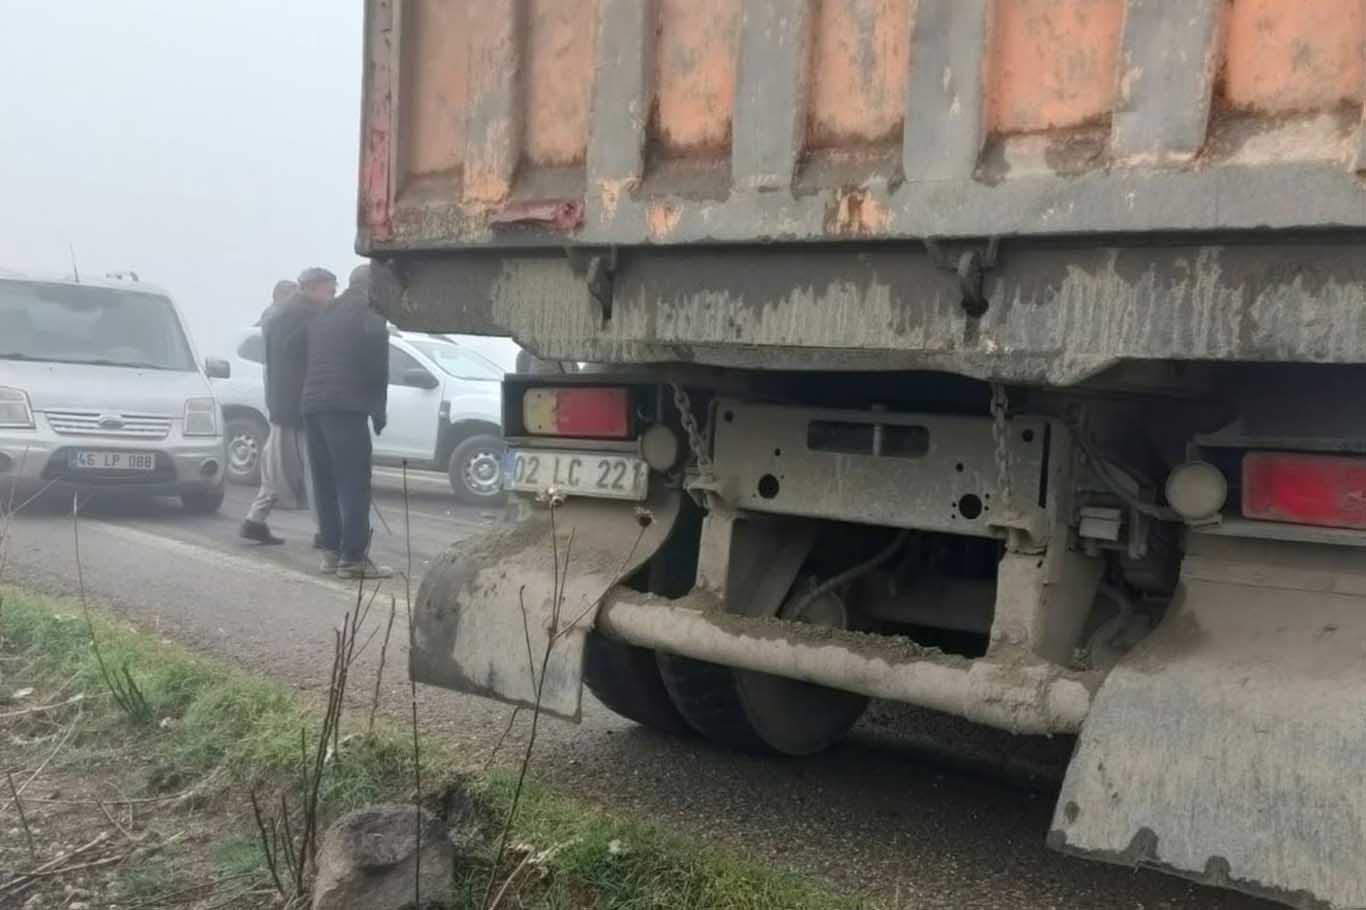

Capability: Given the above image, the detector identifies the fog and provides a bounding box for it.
[0,0,519,371]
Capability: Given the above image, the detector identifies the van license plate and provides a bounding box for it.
[505,450,647,501]
[68,451,157,472]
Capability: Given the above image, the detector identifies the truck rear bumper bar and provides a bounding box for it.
[597,593,1095,736]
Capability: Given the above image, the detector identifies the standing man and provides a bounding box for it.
[256,279,298,326]
[301,263,393,579]
[239,268,336,545]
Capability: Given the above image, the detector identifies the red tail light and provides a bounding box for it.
[1243,452,1366,530]
[523,387,630,439]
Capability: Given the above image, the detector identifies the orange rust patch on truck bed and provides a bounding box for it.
[987,0,1124,134]
[647,202,683,241]
[824,188,889,236]
[1221,0,1366,114]
[524,0,594,167]
[807,0,910,148]
[652,0,741,157]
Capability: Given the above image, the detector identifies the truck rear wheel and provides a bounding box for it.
[656,587,868,755]
[583,632,691,736]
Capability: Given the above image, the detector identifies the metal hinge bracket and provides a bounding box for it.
[924,236,1000,318]
[565,246,618,326]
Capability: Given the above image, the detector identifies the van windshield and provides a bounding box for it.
[0,280,196,371]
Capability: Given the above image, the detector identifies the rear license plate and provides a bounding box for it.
[505,450,648,501]
[67,450,157,472]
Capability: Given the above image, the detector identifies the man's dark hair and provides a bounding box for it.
[272,279,298,304]
[297,266,337,287]
[347,263,371,291]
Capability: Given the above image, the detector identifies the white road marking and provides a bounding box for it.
[83,520,380,600]
[393,508,492,527]
[373,468,450,490]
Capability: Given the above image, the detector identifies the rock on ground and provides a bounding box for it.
[313,804,455,910]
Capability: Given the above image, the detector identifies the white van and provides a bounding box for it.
[0,272,228,513]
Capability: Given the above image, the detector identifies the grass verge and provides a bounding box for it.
[1,586,860,909]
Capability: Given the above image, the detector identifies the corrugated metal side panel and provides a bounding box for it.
[986,0,1125,134]
[401,0,468,180]
[1222,0,1365,114]
[523,0,594,168]
[359,0,1366,250]
[806,0,909,148]
[652,0,741,157]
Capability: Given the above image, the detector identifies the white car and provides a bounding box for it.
[212,328,506,504]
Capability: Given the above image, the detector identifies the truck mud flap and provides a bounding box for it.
[1050,536,1366,909]
[410,489,682,722]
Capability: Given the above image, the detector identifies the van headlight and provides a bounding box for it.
[183,398,219,436]
[0,387,34,429]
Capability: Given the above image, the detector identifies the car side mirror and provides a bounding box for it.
[403,367,439,390]
[205,358,231,379]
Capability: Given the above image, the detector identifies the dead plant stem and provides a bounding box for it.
[0,712,80,820]
[402,460,422,910]
[7,770,36,861]
[367,597,397,735]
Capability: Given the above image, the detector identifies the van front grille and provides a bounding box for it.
[45,410,172,440]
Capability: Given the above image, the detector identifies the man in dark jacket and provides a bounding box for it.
[255,279,299,326]
[240,268,336,544]
[302,263,392,579]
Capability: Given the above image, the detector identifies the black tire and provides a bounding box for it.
[656,654,770,752]
[181,489,225,514]
[583,632,692,736]
[224,416,267,486]
[447,434,508,506]
[657,654,868,756]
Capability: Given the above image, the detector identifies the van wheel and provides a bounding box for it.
[583,632,692,736]
[224,416,267,486]
[448,435,507,506]
[182,490,225,514]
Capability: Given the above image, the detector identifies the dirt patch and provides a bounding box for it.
[0,677,272,909]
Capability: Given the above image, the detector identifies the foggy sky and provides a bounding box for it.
[0,0,366,358]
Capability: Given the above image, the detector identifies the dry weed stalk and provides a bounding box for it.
[402,460,423,910]
[481,495,652,909]
[7,769,36,861]
[249,593,365,903]
[71,493,152,723]
[367,596,398,735]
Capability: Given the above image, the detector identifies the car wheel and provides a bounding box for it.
[181,489,225,514]
[448,434,507,506]
[224,416,267,486]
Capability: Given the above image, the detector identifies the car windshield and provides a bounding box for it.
[409,340,502,381]
[0,280,196,371]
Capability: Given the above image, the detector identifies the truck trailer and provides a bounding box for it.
[358,1,1366,905]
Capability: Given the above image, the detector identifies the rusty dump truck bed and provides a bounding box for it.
[359,0,1366,384]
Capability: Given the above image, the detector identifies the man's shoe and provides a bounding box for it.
[320,551,340,573]
[336,558,394,580]
[240,520,284,545]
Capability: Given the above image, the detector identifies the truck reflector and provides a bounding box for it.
[523,387,630,439]
[1242,452,1366,531]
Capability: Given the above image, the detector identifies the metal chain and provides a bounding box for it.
[989,382,1012,513]
[670,381,715,507]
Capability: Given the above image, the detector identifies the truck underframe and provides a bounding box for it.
[382,230,1366,910]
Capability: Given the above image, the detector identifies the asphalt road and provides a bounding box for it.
[0,474,1277,909]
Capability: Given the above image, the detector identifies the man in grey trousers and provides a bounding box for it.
[240,268,337,544]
